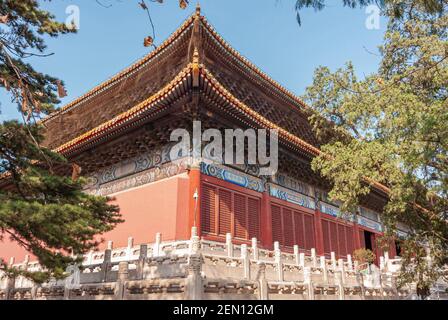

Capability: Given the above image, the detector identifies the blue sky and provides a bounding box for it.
[0,0,386,122]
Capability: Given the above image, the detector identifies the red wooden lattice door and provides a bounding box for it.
[201,182,261,240]
[271,203,315,252]
[321,218,354,258]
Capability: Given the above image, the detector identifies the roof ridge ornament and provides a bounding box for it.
[193,47,200,64]
[195,2,201,16]
[187,3,202,67]
[192,47,200,88]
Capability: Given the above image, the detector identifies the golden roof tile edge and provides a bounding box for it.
[200,66,321,156]
[53,65,193,154]
[41,15,196,124]
[51,63,320,162]
[199,16,310,111]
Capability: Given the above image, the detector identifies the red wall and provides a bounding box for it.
[0,173,191,262]
[0,237,31,264]
[98,173,190,249]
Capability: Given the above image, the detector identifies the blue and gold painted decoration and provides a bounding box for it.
[319,203,356,222]
[87,143,185,189]
[272,174,313,197]
[270,186,316,210]
[357,216,383,233]
[319,202,340,218]
[200,162,265,193]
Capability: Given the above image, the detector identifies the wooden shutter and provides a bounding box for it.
[283,209,294,247]
[294,211,305,249]
[304,214,315,250]
[248,197,260,240]
[345,226,354,255]
[234,193,247,239]
[322,220,331,255]
[218,189,232,235]
[201,181,261,240]
[271,205,283,245]
[271,203,315,250]
[338,224,347,257]
[359,230,366,249]
[329,221,338,254]
[201,184,217,234]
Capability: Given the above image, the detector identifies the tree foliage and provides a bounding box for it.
[302,0,448,298]
[0,0,76,119]
[295,0,445,25]
[0,1,122,282]
[0,121,122,282]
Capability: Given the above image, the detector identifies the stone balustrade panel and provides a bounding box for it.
[2,231,446,300]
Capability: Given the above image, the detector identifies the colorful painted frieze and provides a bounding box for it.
[272,173,314,197]
[200,162,265,193]
[269,185,316,210]
[357,216,383,233]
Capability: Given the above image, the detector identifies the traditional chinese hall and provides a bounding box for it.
[0,6,405,264]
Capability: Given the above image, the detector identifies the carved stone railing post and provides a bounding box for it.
[293,246,300,266]
[63,287,70,300]
[255,262,268,300]
[18,255,30,289]
[189,227,201,254]
[347,254,353,272]
[338,259,346,300]
[311,248,317,268]
[5,277,15,301]
[64,259,80,300]
[101,244,112,283]
[251,238,259,261]
[380,257,385,271]
[63,262,70,300]
[137,244,148,280]
[274,242,283,282]
[153,233,162,257]
[320,256,328,283]
[116,261,129,300]
[185,254,202,300]
[338,259,346,285]
[30,285,38,300]
[336,271,345,300]
[5,257,15,300]
[299,253,305,268]
[379,272,385,299]
[356,272,365,300]
[86,250,94,265]
[226,233,233,258]
[241,244,250,280]
[331,252,337,270]
[126,237,134,259]
[391,274,399,299]
[304,267,314,300]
